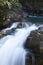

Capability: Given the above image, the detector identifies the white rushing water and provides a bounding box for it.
[0,22,38,65]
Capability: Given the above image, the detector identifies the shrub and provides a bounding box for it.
[0,0,19,27]
[0,0,19,9]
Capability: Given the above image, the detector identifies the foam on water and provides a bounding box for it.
[0,22,38,65]
[4,22,19,31]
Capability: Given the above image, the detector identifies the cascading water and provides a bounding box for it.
[0,22,38,65]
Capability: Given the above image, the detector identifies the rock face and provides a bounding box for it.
[19,0,43,16]
[24,28,43,65]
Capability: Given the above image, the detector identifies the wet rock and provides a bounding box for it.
[24,29,43,52]
[17,22,27,28]
[0,22,26,38]
[0,28,16,38]
[24,30,40,53]
[24,29,43,65]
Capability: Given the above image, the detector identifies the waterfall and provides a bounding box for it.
[0,22,38,65]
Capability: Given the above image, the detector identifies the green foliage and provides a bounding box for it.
[0,0,19,9]
[0,0,19,27]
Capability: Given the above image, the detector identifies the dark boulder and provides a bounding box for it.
[24,28,43,65]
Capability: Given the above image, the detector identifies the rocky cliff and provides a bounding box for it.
[19,0,43,16]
